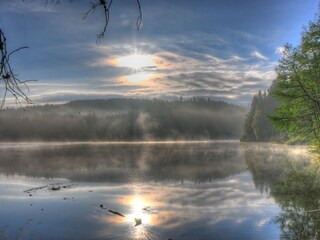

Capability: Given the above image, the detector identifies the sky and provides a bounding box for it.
[0,0,319,106]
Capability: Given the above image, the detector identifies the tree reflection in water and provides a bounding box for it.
[1,141,318,239]
[243,143,320,239]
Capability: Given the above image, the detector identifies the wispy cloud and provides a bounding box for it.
[0,0,56,13]
[3,0,311,105]
[11,38,276,106]
[74,40,277,105]
[275,46,285,56]
[251,51,269,61]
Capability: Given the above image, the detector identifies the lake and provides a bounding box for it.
[0,141,316,240]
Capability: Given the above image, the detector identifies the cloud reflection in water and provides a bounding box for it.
[0,141,311,239]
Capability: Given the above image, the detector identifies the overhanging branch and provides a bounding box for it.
[0,29,36,109]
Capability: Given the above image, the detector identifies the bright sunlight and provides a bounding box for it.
[118,54,155,70]
[117,54,155,83]
[126,196,151,226]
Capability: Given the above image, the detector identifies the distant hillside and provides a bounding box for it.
[0,98,246,141]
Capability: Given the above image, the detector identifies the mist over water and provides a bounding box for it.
[0,141,313,239]
[0,99,246,141]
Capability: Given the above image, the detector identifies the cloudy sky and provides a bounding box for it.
[0,0,318,105]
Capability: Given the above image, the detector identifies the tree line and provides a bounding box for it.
[241,89,279,142]
[0,97,246,141]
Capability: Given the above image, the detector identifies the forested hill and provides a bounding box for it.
[0,98,246,141]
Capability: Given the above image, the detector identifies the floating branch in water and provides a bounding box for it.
[142,206,150,211]
[100,204,126,217]
[108,209,126,217]
[23,183,70,193]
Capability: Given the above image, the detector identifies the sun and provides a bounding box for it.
[118,54,155,70]
[117,53,155,83]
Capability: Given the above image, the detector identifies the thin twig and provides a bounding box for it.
[136,0,142,31]
[82,0,113,44]
[0,29,34,109]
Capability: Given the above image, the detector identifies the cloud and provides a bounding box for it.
[0,0,56,13]
[16,81,144,104]
[45,40,277,105]
[3,17,277,106]
[14,39,275,106]
[251,51,269,61]
[275,46,285,56]
[0,0,316,107]
[29,90,124,104]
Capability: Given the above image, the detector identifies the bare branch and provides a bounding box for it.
[37,0,142,43]
[82,0,113,44]
[0,29,35,109]
[136,0,142,31]
[0,0,143,108]
[82,0,142,43]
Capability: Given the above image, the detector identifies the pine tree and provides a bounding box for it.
[241,95,258,141]
[241,89,279,142]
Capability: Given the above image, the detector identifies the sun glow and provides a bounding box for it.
[116,53,156,83]
[126,196,152,226]
[125,72,153,84]
[118,54,155,70]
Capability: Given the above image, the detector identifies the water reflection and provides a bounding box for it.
[0,142,315,239]
[0,141,246,182]
[242,143,320,239]
[243,143,310,194]
[87,175,280,240]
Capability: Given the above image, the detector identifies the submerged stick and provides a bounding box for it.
[108,209,126,217]
[23,183,61,193]
[100,204,126,217]
[142,206,150,211]
[23,183,70,193]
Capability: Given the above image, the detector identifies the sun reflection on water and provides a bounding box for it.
[125,195,156,239]
[126,196,152,225]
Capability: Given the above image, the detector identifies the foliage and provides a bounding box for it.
[271,14,320,150]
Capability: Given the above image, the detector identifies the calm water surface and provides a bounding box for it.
[0,141,315,239]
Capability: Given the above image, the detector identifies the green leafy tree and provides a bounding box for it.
[271,13,320,148]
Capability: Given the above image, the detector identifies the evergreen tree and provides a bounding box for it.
[241,89,278,142]
[241,95,258,141]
